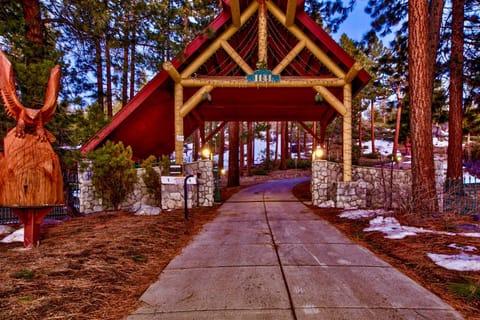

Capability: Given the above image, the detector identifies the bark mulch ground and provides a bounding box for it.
[1,175,479,319]
[0,206,221,320]
[292,180,480,320]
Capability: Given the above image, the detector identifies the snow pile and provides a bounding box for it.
[427,253,480,271]
[363,216,456,239]
[448,243,477,252]
[339,209,392,220]
[0,228,24,243]
[0,225,15,235]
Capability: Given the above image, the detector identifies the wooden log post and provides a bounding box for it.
[343,83,352,181]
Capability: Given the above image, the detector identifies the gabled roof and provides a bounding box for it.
[81,0,370,160]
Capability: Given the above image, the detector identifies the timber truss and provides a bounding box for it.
[164,0,363,181]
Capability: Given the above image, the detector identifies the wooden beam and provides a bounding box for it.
[181,77,345,88]
[230,0,241,27]
[313,86,347,116]
[266,1,345,78]
[202,121,227,147]
[285,0,297,27]
[181,1,258,78]
[220,40,254,74]
[343,83,352,181]
[344,62,363,83]
[258,0,268,64]
[272,40,305,74]
[174,83,184,164]
[163,61,181,83]
[297,121,321,142]
[180,85,214,118]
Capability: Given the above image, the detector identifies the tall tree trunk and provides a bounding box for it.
[274,122,279,164]
[266,122,271,163]
[392,87,404,159]
[246,122,253,176]
[129,8,136,99]
[297,124,301,160]
[219,126,225,171]
[228,121,240,187]
[122,39,129,106]
[94,39,104,112]
[359,114,363,156]
[193,129,200,161]
[105,37,113,117]
[446,0,464,180]
[280,121,287,170]
[20,0,44,47]
[409,0,438,213]
[370,99,375,154]
[239,122,244,176]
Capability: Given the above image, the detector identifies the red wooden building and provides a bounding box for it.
[81,0,370,181]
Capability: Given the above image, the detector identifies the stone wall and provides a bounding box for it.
[312,160,412,209]
[78,160,214,214]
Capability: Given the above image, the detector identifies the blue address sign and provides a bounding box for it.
[246,69,280,83]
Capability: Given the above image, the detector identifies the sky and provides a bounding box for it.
[332,0,373,42]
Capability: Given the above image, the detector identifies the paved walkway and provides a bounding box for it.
[127,178,463,320]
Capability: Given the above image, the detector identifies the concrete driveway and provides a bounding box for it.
[127,178,463,320]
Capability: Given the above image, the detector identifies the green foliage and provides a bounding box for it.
[141,155,161,206]
[131,254,148,263]
[88,140,137,210]
[448,278,480,301]
[286,159,312,170]
[469,144,480,162]
[250,167,269,176]
[10,270,35,281]
[159,155,171,175]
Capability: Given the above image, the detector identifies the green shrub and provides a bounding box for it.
[286,158,311,169]
[88,141,138,210]
[11,270,35,280]
[159,155,171,175]
[448,278,480,301]
[251,167,269,176]
[141,155,161,206]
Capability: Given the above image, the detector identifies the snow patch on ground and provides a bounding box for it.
[339,209,392,220]
[448,243,477,252]
[0,225,15,235]
[339,210,480,271]
[363,216,462,239]
[0,228,24,243]
[427,253,480,271]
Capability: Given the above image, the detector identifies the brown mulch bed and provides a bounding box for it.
[0,207,221,320]
[1,172,479,319]
[293,180,480,320]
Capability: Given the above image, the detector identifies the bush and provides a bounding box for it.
[286,158,311,169]
[88,141,138,210]
[141,155,161,206]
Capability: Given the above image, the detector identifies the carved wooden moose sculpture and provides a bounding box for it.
[0,50,64,247]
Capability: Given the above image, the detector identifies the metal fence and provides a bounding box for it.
[0,169,79,225]
[443,176,480,215]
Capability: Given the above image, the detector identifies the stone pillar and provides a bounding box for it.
[191,160,214,207]
[311,160,330,206]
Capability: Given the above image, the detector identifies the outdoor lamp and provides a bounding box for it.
[201,147,211,160]
[313,146,324,160]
